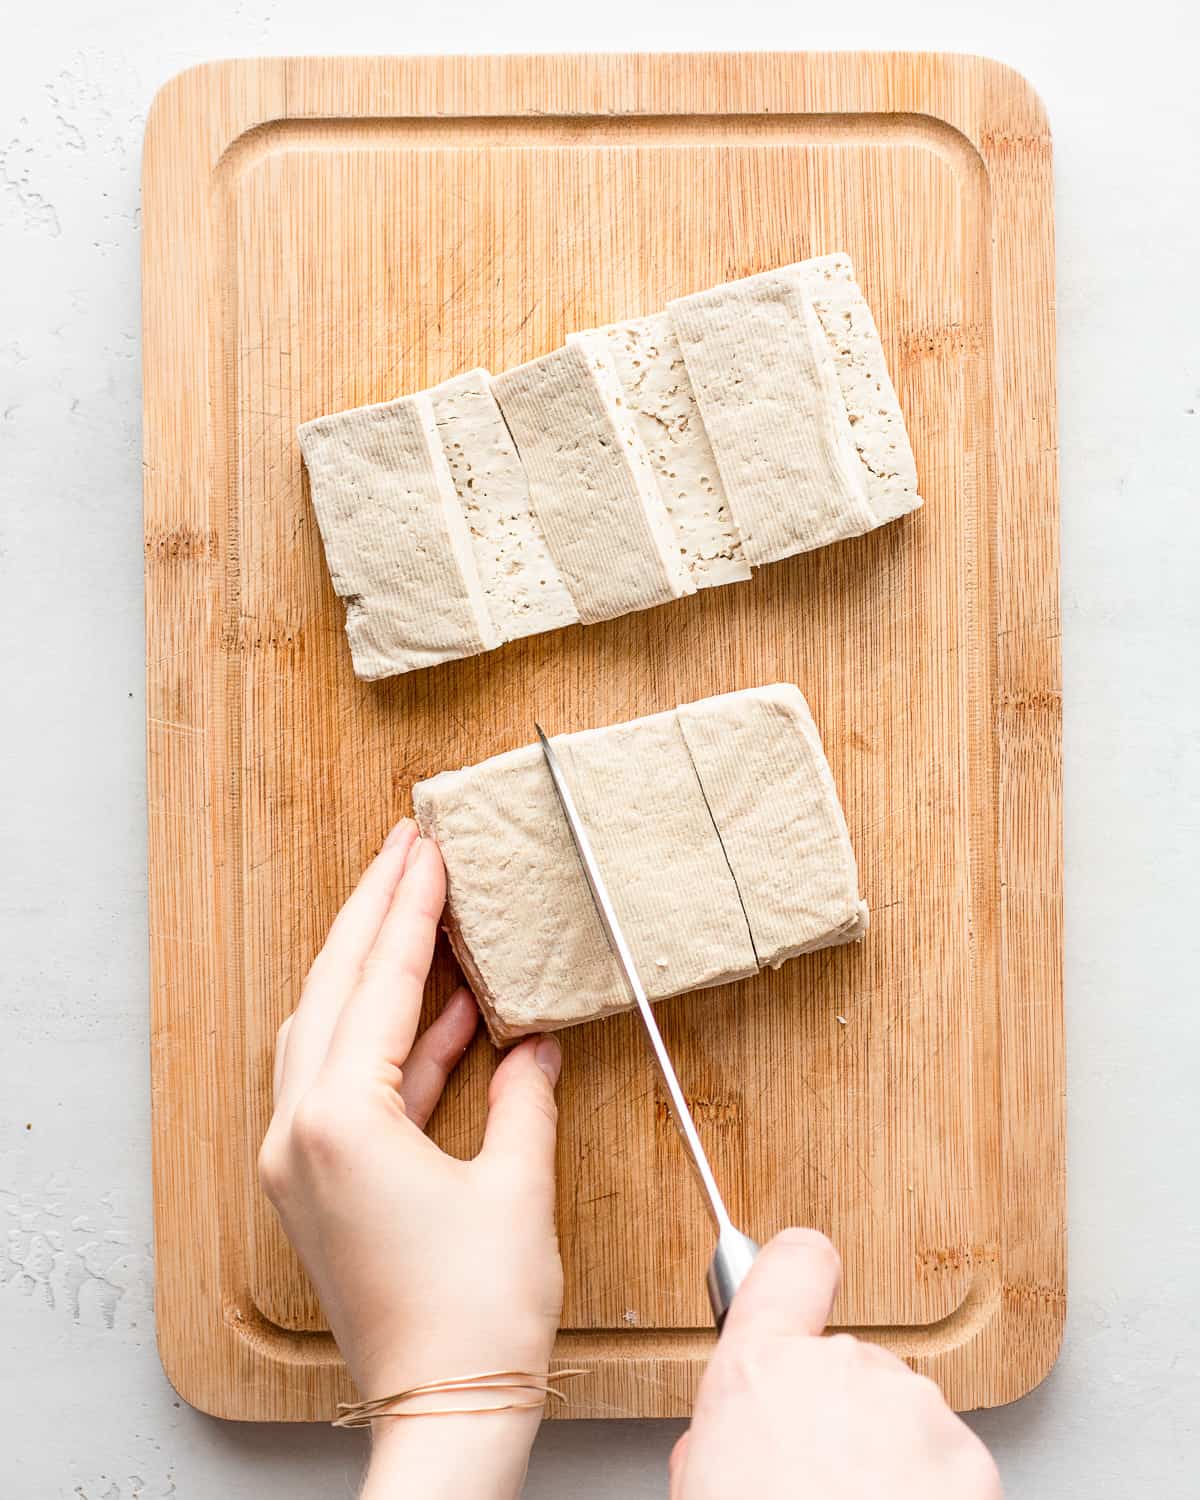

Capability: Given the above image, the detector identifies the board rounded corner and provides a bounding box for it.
[155,1316,239,1422]
[939,52,1054,155]
[993,1283,1068,1407]
[971,53,1052,142]
[143,60,226,150]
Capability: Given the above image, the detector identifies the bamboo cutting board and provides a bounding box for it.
[143,52,1062,1421]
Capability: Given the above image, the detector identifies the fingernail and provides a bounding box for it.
[535,1035,562,1086]
[384,817,415,849]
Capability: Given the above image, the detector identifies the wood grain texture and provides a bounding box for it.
[143,52,1062,1422]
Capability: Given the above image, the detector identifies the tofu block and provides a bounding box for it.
[297,394,499,679]
[573,318,751,588]
[677,684,868,967]
[300,255,921,681]
[428,369,580,642]
[414,684,867,1043]
[791,254,922,524]
[413,707,759,1045]
[490,341,695,625]
[668,270,877,565]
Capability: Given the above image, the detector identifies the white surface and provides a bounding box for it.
[1,2,1197,1495]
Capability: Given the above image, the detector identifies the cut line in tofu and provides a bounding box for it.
[297,394,499,680]
[413,684,867,1044]
[579,315,752,589]
[491,341,695,625]
[677,684,868,967]
[790,254,922,524]
[428,369,580,644]
[668,269,877,565]
[553,709,761,1005]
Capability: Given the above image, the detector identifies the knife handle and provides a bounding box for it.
[707,1225,760,1331]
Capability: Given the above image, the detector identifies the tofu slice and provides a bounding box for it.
[428,369,580,643]
[791,254,922,524]
[298,394,499,679]
[414,742,623,1043]
[668,270,877,565]
[413,706,758,1045]
[677,684,868,967]
[572,319,751,588]
[490,341,695,625]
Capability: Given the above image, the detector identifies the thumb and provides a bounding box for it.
[719,1228,842,1343]
[481,1035,562,1186]
[668,1431,690,1498]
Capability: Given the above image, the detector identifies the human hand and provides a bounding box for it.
[258,820,564,1499]
[670,1229,1002,1499]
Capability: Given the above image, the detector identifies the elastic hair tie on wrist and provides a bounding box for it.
[332,1368,589,1428]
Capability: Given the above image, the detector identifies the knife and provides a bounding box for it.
[535,724,759,1330]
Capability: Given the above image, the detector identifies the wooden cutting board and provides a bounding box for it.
[143,51,1063,1422]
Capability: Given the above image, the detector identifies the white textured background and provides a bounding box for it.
[2,2,1198,1496]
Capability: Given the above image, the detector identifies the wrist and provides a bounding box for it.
[362,1407,542,1500]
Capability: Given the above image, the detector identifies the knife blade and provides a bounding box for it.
[534,723,758,1328]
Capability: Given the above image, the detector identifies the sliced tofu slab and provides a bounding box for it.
[428,369,580,643]
[677,683,868,967]
[491,341,695,625]
[297,395,499,679]
[791,254,922,524]
[413,705,758,1045]
[573,318,751,588]
[668,270,877,565]
[300,257,920,680]
[414,684,866,1043]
